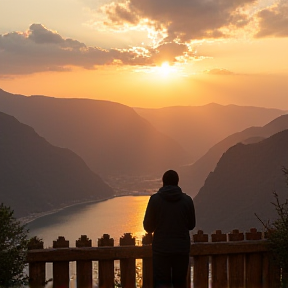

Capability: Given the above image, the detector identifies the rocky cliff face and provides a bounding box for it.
[180,114,288,198]
[0,112,114,218]
[194,129,288,233]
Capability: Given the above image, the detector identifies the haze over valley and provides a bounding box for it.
[135,105,286,162]
[0,111,114,219]
[1,88,288,233]
[179,114,288,198]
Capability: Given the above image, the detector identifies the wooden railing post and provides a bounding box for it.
[25,230,275,288]
[52,236,69,288]
[193,230,209,288]
[186,236,192,288]
[28,237,45,287]
[245,228,262,288]
[120,233,136,288]
[76,235,92,288]
[262,253,281,288]
[98,234,114,288]
[211,230,228,288]
[262,232,281,288]
[142,233,153,288]
[228,229,244,288]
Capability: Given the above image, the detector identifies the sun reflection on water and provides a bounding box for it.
[27,196,150,247]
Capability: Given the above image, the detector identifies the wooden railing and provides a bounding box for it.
[26,228,281,288]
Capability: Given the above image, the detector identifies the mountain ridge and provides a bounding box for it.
[179,113,288,198]
[194,129,288,233]
[135,104,286,162]
[0,111,114,218]
[0,88,189,178]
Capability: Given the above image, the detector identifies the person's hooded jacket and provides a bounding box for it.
[143,185,196,254]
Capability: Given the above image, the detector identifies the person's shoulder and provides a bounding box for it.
[148,192,162,204]
[181,192,193,202]
[146,194,160,209]
[150,192,160,200]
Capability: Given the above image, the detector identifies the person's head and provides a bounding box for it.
[162,170,179,186]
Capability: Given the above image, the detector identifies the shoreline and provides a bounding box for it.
[20,193,151,225]
[20,197,112,225]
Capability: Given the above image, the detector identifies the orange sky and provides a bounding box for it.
[0,0,287,109]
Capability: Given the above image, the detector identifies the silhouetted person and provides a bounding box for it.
[143,170,196,288]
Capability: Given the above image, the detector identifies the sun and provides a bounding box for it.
[158,62,174,76]
[140,61,181,78]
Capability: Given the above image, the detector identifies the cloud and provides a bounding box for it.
[101,0,257,42]
[104,2,139,25]
[255,1,288,38]
[0,24,197,75]
[0,24,147,75]
[203,68,235,75]
[28,24,64,44]
[0,24,111,75]
[150,42,191,65]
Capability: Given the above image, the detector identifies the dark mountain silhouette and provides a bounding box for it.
[179,114,288,198]
[0,89,188,177]
[241,136,266,144]
[194,129,288,233]
[135,104,286,162]
[0,112,114,218]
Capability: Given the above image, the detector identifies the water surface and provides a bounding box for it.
[27,196,150,247]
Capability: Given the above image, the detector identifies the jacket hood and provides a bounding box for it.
[157,185,183,202]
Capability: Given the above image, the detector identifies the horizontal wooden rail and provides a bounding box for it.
[26,229,281,288]
[27,245,152,262]
[27,240,268,263]
[190,240,268,255]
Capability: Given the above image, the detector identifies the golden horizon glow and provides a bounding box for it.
[0,1,287,109]
[159,62,173,76]
[139,62,181,78]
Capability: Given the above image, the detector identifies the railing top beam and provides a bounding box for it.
[26,240,268,263]
[190,240,268,256]
[27,245,151,262]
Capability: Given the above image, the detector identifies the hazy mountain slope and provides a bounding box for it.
[194,129,288,233]
[179,114,288,198]
[0,112,114,218]
[135,104,286,161]
[0,89,189,176]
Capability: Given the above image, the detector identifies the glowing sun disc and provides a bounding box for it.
[159,62,173,76]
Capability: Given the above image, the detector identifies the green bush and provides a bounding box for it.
[257,168,288,287]
[0,203,29,287]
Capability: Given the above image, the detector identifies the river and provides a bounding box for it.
[27,196,150,247]
[26,196,150,287]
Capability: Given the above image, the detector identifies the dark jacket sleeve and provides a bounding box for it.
[187,196,196,230]
[143,196,157,233]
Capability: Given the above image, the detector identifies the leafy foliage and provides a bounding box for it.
[0,203,29,287]
[257,167,288,286]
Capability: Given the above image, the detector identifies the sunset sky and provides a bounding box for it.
[0,0,287,108]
